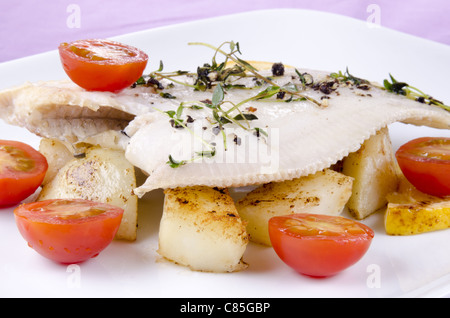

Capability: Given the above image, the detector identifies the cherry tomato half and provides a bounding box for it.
[14,199,123,264]
[268,213,374,277]
[395,137,450,197]
[58,39,148,92]
[0,140,48,207]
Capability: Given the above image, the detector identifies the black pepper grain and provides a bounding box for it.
[416,96,425,103]
[169,119,183,129]
[271,62,285,76]
[276,91,286,99]
[147,77,164,90]
[233,135,241,145]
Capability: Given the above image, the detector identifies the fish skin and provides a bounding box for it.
[0,67,449,196]
[0,80,153,142]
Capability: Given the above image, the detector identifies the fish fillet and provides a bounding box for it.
[0,65,449,197]
[0,80,152,142]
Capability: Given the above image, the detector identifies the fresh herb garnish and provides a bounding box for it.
[233,113,258,121]
[383,74,450,112]
[329,68,450,112]
[133,60,197,90]
[133,41,335,168]
[253,127,268,138]
[166,148,217,168]
[330,67,369,86]
[160,92,176,99]
[295,69,314,88]
[162,108,217,168]
[133,41,324,107]
[167,154,186,168]
[188,41,324,107]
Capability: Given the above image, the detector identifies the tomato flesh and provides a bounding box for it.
[58,39,148,92]
[14,199,123,264]
[0,140,48,207]
[269,213,374,277]
[395,137,450,197]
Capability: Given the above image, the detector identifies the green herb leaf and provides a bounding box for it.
[160,92,176,99]
[157,60,164,72]
[331,67,368,86]
[212,83,225,106]
[233,113,258,121]
[295,69,306,87]
[235,57,259,72]
[135,76,146,86]
[165,110,176,118]
[383,79,392,91]
[167,155,186,168]
[176,104,184,119]
[196,148,216,158]
[282,82,298,93]
[254,127,268,137]
[254,86,281,100]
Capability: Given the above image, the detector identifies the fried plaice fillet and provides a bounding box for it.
[0,63,449,197]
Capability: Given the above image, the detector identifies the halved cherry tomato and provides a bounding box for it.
[395,137,450,197]
[58,39,148,92]
[14,199,123,264]
[268,213,374,277]
[0,140,48,207]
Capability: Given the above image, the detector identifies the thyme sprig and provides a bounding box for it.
[221,81,306,117]
[328,68,449,112]
[161,82,270,168]
[330,67,369,86]
[188,41,323,107]
[206,83,265,150]
[167,149,216,168]
[154,106,216,168]
[383,74,450,112]
[134,41,323,107]
[132,60,197,90]
[132,41,329,168]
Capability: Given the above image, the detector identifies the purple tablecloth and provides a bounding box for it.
[0,0,449,63]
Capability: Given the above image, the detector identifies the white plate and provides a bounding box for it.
[0,9,449,298]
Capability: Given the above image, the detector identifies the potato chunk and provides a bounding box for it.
[235,169,353,246]
[38,146,138,241]
[342,127,398,219]
[38,138,73,185]
[385,176,450,235]
[158,186,249,272]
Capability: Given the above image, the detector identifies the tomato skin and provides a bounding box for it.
[14,199,123,264]
[58,39,148,92]
[395,137,450,197]
[0,140,48,207]
[268,214,374,277]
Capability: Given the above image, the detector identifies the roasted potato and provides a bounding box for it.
[158,186,249,272]
[235,169,353,246]
[342,127,398,219]
[39,138,74,185]
[38,145,138,241]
